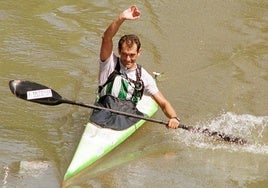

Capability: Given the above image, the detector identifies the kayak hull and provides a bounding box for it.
[63,95,158,181]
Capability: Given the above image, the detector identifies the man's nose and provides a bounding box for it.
[126,55,131,61]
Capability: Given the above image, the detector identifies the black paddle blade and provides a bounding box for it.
[9,80,63,105]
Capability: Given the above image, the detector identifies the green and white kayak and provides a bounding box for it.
[63,95,158,181]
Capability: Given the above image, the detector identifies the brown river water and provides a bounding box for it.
[0,1,267,187]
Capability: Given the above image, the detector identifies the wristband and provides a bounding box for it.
[171,117,180,122]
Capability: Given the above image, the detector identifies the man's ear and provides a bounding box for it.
[137,49,142,56]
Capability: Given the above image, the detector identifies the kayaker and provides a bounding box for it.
[90,5,180,130]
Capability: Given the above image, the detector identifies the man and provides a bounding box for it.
[90,5,180,130]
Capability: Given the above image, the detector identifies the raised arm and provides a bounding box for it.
[100,5,141,62]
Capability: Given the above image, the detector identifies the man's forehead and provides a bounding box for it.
[121,42,138,52]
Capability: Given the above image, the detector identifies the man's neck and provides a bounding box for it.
[119,61,137,71]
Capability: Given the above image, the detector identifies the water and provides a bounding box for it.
[1,0,267,187]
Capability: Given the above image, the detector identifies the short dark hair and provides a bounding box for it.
[118,34,141,52]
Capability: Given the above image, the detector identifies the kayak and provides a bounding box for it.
[63,95,158,181]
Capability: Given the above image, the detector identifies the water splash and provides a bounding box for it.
[177,112,268,154]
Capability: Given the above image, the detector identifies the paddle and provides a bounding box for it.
[9,80,247,144]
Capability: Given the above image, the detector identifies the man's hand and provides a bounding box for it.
[121,5,141,20]
[167,117,180,129]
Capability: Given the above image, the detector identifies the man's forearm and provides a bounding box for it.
[103,14,125,40]
[100,15,125,61]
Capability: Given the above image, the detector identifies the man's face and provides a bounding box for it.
[118,42,141,69]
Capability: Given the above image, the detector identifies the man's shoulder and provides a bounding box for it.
[100,52,118,64]
[99,53,118,70]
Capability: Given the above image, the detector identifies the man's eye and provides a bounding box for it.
[122,53,136,57]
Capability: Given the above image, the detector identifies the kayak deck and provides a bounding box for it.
[63,95,158,181]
